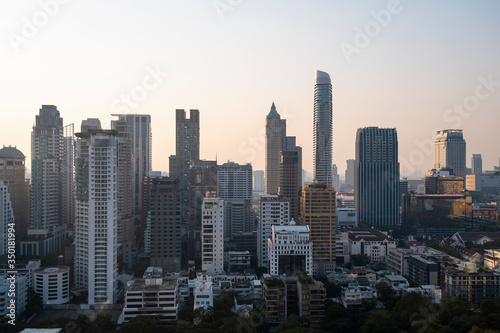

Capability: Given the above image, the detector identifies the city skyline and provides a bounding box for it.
[1,1,500,179]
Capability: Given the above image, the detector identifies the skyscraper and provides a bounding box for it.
[0,183,14,256]
[471,154,482,175]
[188,160,217,229]
[0,146,29,239]
[331,164,340,191]
[253,170,265,193]
[112,114,152,212]
[434,129,466,178]
[345,159,355,188]
[265,102,286,194]
[313,70,333,187]
[201,197,225,275]
[299,183,336,274]
[27,105,66,256]
[74,120,118,305]
[62,124,75,231]
[279,151,299,222]
[355,127,400,226]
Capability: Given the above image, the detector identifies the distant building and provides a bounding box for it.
[279,150,300,222]
[217,161,252,200]
[407,255,439,286]
[265,102,286,195]
[434,129,466,178]
[193,275,214,311]
[227,251,252,274]
[345,159,355,188]
[201,198,224,275]
[0,184,14,257]
[188,160,217,229]
[336,208,357,230]
[253,170,265,193]
[471,154,482,175]
[347,228,396,262]
[425,170,464,194]
[268,223,312,276]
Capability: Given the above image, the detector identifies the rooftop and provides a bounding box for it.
[0,146,25,158]
[128,277,177,291]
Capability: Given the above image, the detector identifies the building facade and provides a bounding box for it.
[434,129,466,178]
[313,70,333,187]
[355,127,400,226]
[265,102,286,195]
[201,198,225,275]
[0,184,14,256]
[34,266,70,304]
[279,150,300,222]
[268,224,312,276]
[188,160,217,229]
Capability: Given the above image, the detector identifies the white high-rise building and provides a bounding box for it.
[257,195,290,269]
[434,129,466,178]
[0,183,14,256]
[201,198,225,275]
[345,159,355,188]
[62,124,75,232]
[268,223,312,276]
[471,154,482,175]
[74,120,118,305]
[217,161,252,200]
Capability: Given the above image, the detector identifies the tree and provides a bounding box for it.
[92,314,116,333]
[392,292,428,331]
[375,281,398,310]
[119,316,156,333]
[361,310,397,333]
[350,254,370,266]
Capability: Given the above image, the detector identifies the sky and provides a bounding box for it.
[1,0,499,178]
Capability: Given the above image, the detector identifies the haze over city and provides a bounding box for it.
[1,0,500,176]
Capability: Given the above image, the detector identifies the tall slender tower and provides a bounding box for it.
[313,70,333,187]
[74,119,118,305]
[112,114,152,212]
[265,103,286,194]
[471,154,482,175]
[28,105,65,256]
[62,124,75,231]
[201,197,225,275]
[355,127,400,226]
[0,183,14,256]
[434,129,466,178]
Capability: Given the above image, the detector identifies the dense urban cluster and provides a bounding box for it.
[1,70,499,333]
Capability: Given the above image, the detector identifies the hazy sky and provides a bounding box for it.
[1,0,499,178]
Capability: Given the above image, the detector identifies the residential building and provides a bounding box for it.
[0,183,14,256]
[0,146,29,239]
[444,263,500,304]
[193,275,214,310]
[279,150,300,222]
[217,161,252,200]
[201,198,224,275]
[355,127,400,226]
[313,70,333,187]
[34,266,70,304]
[300,183,336,273]
[345,159,355,188]
[227,251,252,274]
[61,124,75,231]
[188,160,217,229]
[387,247,414,276]
[407,255,439,286]
[253,170,265,193]
[434,129,466,178]
[332,164,340,191]
[0,274,28,317]
[257,195,290,268]
[74,121,118,304]
[268,223,312,276]
[347,228,396,262]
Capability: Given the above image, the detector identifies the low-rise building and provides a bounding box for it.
[193,275,213,310]
[407,255,439,286]
[34,266,70,305]
[348,228,396,262]
[1,274,28,318]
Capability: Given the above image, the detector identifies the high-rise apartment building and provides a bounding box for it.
[313,70,333,187]
[188,160,217,229]
[300,183,336,273]
[201,198,224,275]
[26,105,66,256]
[355,127,400,226]
[257,194,290,269]
[74,120,118,305]
[279,151,299,222]
[253,170,265,193]
[112,114,152,212]
[265,103,286,194]
[217,161,252,200]
[0,146,29,239]
[149,177,182,273]
[0,183,14,256]
[471,154,482,175]
[434,129,466,178]
[331,164,340,191]
[61,125,75,231]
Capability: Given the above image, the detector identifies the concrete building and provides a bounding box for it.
[313,70,333,187]
[355,127,400,226]
[193,275,214,311]
[434,129,466,178]
[253,170,265,193]
[61,124,75,232]
[472,154,482,175]
[112,114,152,212]
[119,267,178,324]
[425,171,464,194]
[0,183,14,256]
[407,255,439,286]
[188,160,217,229]
[268,223,312,276]
[336,207,357,230]
[279,150,300,222]
[265,102,286,195]
[0,146,29,240]
[387,247,414,276]
[26,105,66,256]
[34,266,70,304]
[332,164,341,191]
[347,228,396,262]
[0,274,28,317]
[345,159,355,188]
[74,121,118,305]
[217,161,252,200]
[300,183,336,273]
[227,251,252,274]
[201,198,225,275]
[149,177,182,273]
[258,195,290,268]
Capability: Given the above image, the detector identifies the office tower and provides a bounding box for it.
[345,159,355,188]
[299,183,336,274]
[217,161,254,240]
[253,170,265,193]
[283,136,303,191]
[332,164,340,190]
[201,198,224,274]
[355,127,400,226]
[257,195,290,269]
[0,146,29,239]
[0,183,14,256]
[169,109,200,224]
[268,223,312,276]
[400,178,409,208]
[188,160,217,229]
[279,151,299,222]
[434,129,466,178]
[74,120,118,305]
[313,70,333,187]
[61,124,75,231]
[265,102,286,194]
[471,154,482,175]
[149,177,182,272]
[112,114,152,212]
[27,105,65,256]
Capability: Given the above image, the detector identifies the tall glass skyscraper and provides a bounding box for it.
[313,70,333,186]
[355,127,400,226]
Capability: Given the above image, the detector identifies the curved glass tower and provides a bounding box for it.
[313,70,333,187]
